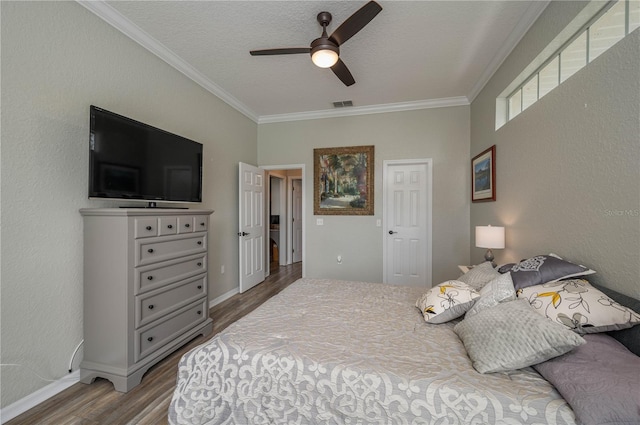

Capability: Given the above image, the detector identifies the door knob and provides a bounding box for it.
[238,231,250,236]
[388,230,398,235]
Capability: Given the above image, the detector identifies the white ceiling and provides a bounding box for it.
[81,1,549,123]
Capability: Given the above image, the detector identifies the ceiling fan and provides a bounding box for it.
[249,1,383,87]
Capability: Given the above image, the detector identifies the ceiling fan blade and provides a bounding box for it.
[329,1,382,46]
[250,48,311,56]
[331,59,355,87]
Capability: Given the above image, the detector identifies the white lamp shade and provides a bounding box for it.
[475,225,505,249]
[311,49,339,68]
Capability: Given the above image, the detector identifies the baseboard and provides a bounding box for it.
[209,287,238,309]
[0,370,80,424]
[1,289,238,424]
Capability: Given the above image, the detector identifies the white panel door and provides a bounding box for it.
[239,162,265,293]
[384,160,432,287]
[292,179,303,263]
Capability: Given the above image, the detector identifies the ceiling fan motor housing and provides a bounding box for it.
[310,11,339,68]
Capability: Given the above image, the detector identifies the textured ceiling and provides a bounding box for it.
[87,1,548,122]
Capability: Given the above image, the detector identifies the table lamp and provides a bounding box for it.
[475,225,505,266]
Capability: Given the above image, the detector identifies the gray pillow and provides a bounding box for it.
[454,299,585,373]
[465,272,516,318]
[534,333,640,425]
[457,261,500,290]
[503,253,595,290]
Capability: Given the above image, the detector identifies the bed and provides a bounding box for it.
[168,254,640,425]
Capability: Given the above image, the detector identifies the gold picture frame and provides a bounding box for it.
[314,145,374,215]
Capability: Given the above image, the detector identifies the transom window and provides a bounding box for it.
[499,0,639,125]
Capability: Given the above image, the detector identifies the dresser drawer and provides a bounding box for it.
[136,234,206,266]
[177,216,194,234]
[135,253,206,294]
[193,215,208,232]
[135,299,208,362]
[134,217,158,239]
[158,216,178,236]
[136,274,206,327]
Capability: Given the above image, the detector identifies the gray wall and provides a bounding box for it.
[0,2,257,407]
[470,1,640,297]
[258,107,471,285]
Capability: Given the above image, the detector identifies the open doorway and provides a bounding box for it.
[263,165,305,278]
[269,174,286,273]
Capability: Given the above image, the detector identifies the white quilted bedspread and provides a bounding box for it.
[168,278,576,424]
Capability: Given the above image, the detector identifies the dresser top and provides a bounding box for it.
[80,208,214,217]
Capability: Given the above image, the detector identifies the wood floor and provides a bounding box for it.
[6,263,302,425]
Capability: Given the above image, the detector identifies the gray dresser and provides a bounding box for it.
[79,208,214,392]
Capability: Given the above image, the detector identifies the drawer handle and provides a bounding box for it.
[197,285,202,290]
[185,223,190,228]
[197,241,202,245]
[146,226,152,231]
[148,304,154,310]
[200,222,205,226]
[147,276,153,281]
[197,310,202,315]
[147,337,154,342]
[167,224,173,229]
[147,248,154,253]
[197,262,202,266]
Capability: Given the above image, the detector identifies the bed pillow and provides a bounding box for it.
[591,283,640,356]
[534,333,640,425]
[415,280,479,324]
[517,279,640,334]
[502,253,595,290]
[454,299,585,373]
[457,261,500,290]
[465,272,516,318]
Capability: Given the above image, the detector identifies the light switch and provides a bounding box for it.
[316,218,324,226]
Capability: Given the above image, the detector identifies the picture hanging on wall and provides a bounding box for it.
[314,145,374,215]
[471,145,496,202]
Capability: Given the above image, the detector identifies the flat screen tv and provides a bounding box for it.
[89,105,203,206]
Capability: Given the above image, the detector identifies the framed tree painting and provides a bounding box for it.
[314,145,374,215]
[471,145,496,202]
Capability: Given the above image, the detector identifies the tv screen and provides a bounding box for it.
[89,106,203,204]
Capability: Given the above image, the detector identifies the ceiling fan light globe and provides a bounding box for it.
[311,49,339,68]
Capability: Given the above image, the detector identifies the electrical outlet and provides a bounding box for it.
[317,218,324,226]
[337,255,343,264]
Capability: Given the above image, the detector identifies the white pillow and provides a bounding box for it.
[466,272,516,318]
[415,280,479,324]
[454,299,585,373]
[457,261,500,290]
[517,279,640,334]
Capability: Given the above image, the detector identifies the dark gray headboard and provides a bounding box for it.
[592,283,640,357]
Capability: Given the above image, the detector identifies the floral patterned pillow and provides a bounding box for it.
[517,279,640,334]
[416,280,480,324]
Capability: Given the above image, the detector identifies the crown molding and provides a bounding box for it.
[76,0,533,124]
[467,0,550,103]
[258,97,470,124]
[76,0,260,123]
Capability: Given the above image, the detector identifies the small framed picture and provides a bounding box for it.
[471,145,496,202]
